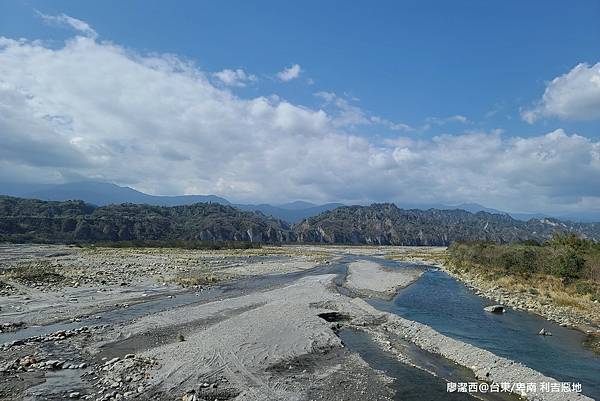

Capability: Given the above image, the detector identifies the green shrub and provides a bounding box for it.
[552,247,585,281]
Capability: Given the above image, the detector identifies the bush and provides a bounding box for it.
[552,247,585,281]
[449,236,599,284]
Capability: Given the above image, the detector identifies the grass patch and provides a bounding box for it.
[80,240,262,250]
[7,262,65,285]
[171,270,222,287]
[551,292,584,308]
[385,248,449,265]
[447,244,600,324]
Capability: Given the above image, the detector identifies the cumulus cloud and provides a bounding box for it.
[314,91,413,131]
[0,21,599,214]
[522,62,600,123]
[276,64,301,81]
[212,68,257,87]
[36,11,98,39]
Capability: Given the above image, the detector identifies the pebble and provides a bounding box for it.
[104,357,120,366]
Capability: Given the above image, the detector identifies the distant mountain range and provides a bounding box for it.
[0,181,340,224]
[0,181,229,207]
[0,196,292,244]
[294,203,600,245]
[1,197,599,245]
[235,202,344,224]
[1,180,599,223]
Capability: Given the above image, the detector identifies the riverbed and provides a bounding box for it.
[1,245,598,401]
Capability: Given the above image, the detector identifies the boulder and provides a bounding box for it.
[182,390,198,401]
[483,305,505,314]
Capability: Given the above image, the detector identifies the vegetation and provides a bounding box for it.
[294,204,600,245]
[0,196,292,244]
[448,235,600,302]
[6,262,65,285]
[171,270,222,287]
[81,240,261,250]
[2,196,600,246]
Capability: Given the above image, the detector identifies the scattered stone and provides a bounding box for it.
[0,321,26,333]
[1,326,93,351]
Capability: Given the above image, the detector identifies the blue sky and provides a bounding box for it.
[1,1,600,214]
[3,0,599,138]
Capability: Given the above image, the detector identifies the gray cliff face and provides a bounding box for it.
[2,197,599,245]
[293,204,600,246]
[0,196,294,243]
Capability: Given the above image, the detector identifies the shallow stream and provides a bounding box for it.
[366,257,600,400]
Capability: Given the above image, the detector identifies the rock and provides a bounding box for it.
[19,355,36,367]
[45,359,61,368]
[182,390,198,401]
[69,392,81,399]
[483,305,505,314]
[104,357,120,366]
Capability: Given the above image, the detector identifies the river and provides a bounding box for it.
[366,257,600,400]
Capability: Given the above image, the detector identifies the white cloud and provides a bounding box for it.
[276,64,301,81]
[523,62,600,123]
[314,91,413,131]
[212,68,256,87]
[421,115,470,131]
[36,11,98,39]
[314,91,369,127]
[370,116,413,132]
[1,24,599,214]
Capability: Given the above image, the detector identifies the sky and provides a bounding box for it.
[0,0,599,214]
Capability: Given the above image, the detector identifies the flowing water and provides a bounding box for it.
[366,258,600,400]
[338,329,519,401]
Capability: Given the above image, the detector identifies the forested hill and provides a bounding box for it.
[0,196,293,243]
[293,203,600,246]
[1,197,599,245]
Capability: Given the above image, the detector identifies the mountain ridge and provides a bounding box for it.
[2,196,599,246]
[292,203,600,245]
[1,181,599,224]
[0,181,342,224]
